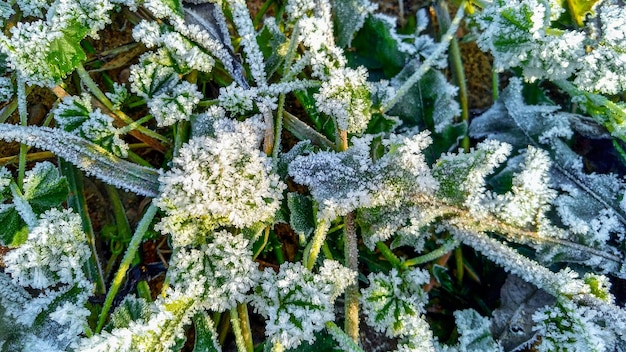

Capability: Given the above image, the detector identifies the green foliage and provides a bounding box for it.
[46,25,88,82]
[346,15,408,78]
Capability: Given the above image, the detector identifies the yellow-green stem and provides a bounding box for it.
[304,218,330,270]
[237,303,254,352]
[230,308,249,352]
[96,203,158,333]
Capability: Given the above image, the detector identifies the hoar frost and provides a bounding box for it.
[156,114,286,246]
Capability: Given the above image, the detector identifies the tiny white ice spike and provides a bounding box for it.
[0,124,160,197]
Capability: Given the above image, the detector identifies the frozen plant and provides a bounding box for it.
[0,0,626,351]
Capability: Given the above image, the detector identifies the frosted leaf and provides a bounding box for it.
[0,21,62,86]
[532,300,619,352]
[133,19,217,74]
[105,82,130,110]
[469,78,570,148]
[314,66,372,134]
[0,124,160,197]
[54,94,129,157]
[331,0,378,47]
[79,292,201,352]
[147,81,202,127]
[15,0,49,18]
[491,275,556,352]
[156,116,286,246]
[388,63,460,132]
[360,268,430,338]
[289,131,437,224]
[250,260,355,350]
[228,0,267,86]
[168,231,259,312]
[129,55,179,100]
[3,208,90,289]
[488,146,556,227]
[48,0,114,39]
[432,140,511,216]
[440,309,502,352]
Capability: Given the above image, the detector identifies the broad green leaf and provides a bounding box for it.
[331,0,376,48]
[388,66,460,134]
[45,25,88,82]
[557,0,600,26]
[346,15,408,78]
[22,162,68,214]
[287,193,315,239]
[0,205,28,247]
[192,313,220,352]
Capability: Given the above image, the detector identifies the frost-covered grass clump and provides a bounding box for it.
[1,0,626,351]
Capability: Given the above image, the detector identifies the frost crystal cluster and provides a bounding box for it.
[250,260,355,349]
[156,114,286,246]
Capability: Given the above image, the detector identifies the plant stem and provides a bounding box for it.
[237,303,254,352]
[403,237,460,267]
[325,321,365,352]
[382,1,466,113]
[336,129,360,344]
[230,308,249,352]
[17,76,27,189]
[95,202,158,333]
[343,213,359,343]
[434,0,470,152]
[304,218,330,270]
[375,241,403,268]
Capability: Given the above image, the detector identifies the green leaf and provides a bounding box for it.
[0,205,28,247]
[45,25,88,82]
[346,15,408,78]
[331,0,375,48]
[388,67,460,134]
[162,0,184,17]
[257,22,288,78]
[557,0,600,26]
[287,193,315,239]
[22,162,69,214]
[193,313,220,352]
[432,264,454,292]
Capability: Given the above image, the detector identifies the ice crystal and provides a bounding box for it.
[432,140,512,216]
[133,20,216,73]
[168,230,259,312]
[314,66,372,134]
[250,260,355,350]
[0,76,13,102]
[360,268,430,338]
[475,0,626,94]
[3,208,90,289]
[487,146,556,227]
[129,53,202,126]
[532,300,618,352]
[0,21,62,86]
[290,132,436,222]
[156,116,285,246]
[48,0,114,38]
[54,93,129,157]
[79,292,203,352]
